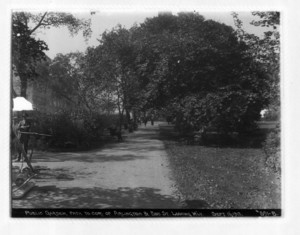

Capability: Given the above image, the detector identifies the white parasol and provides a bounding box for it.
[13,97,33,111]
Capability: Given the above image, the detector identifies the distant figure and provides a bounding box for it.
[128,119,134,133]
[150,116,154,126]
[137,117,142,125]
[16,113,31,162]
[166,116,172,125]
[143,117,148,126]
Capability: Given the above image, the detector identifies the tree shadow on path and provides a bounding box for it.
[13,185,183,209]
[32,153,150,163]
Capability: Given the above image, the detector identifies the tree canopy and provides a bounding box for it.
[16,12,279,134]
[12,12,92,98]
[130,13,271,132]
[62,12,276,133]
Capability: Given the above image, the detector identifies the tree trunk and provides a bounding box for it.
[125,109,131,124]
[20,75,28,98]
[125,109,133,132]
[117,106,124,132]
[132,110,137,130]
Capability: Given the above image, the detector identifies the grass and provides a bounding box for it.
[160,125,281,209]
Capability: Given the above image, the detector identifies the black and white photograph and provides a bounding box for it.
[8,9,283,218]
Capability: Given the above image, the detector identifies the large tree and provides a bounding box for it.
[232,12,280,115]
[87,25,143,128]
[132,12,270,133]
[12,12,92,98]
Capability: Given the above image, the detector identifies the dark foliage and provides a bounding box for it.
[132,13,271,134]
[28,111,121,150]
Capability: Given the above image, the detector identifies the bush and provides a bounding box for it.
[27,111,121,150]
[262,126,280,173]
[170,91,263,136]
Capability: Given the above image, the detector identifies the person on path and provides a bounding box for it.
[166,115,172,125]
[16,113,31,162]
[150,114,155,126]
[143,116,148,126]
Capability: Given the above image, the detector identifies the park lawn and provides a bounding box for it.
[164,141,281,209]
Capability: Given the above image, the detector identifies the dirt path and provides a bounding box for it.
[12,122,182,209]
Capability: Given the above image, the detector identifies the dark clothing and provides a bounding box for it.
[17,119,31,160]
[166,116,172,124]
[143,117,148,126]
[18,119,31,141]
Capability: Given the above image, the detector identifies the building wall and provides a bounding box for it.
[12,68,75,114]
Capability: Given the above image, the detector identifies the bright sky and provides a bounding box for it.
[33,11,267,59]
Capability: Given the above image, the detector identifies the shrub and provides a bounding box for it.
[262,126,280,173]
[27,111,121,150]
[170,91,263,136]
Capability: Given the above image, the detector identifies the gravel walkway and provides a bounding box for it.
[12,122,182,208]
